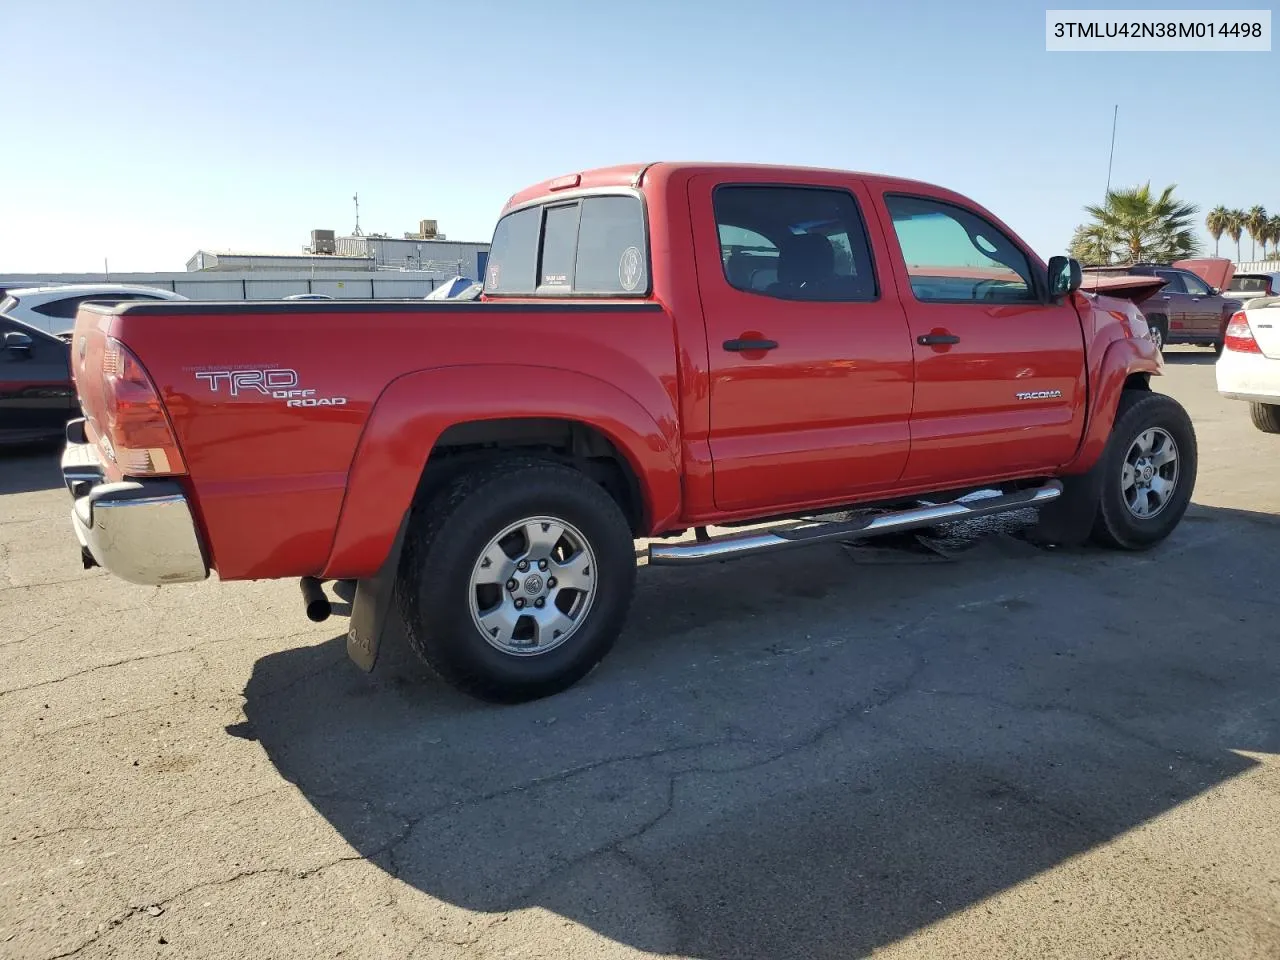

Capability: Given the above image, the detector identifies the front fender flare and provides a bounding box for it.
[321,364,682,580]
[1061,336,1162,475]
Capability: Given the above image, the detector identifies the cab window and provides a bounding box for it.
[884,195,1038,303]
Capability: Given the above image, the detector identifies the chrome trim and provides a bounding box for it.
[648,482,1063,566]
[62,431,209,586]
[501,185,645,215]
[71,487,208,585]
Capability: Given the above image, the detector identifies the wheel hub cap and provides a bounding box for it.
[468,516,597,657]
[1121,428,1179,520]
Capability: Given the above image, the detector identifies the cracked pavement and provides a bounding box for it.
[2,350,1279,959]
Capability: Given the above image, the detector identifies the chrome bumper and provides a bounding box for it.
[61,419,209,586]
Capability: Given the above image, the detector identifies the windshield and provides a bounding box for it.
[1229,276,1271,294]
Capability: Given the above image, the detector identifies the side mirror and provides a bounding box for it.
[1047,256,1083,299]
[3,330,32,354]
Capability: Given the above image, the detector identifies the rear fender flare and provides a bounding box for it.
[321,364,682,580]
[1062,336,1162,475]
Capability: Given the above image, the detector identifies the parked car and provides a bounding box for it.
[0,284,187,338]
[1215,296,1280,432]
[1224,271,1280,304]
[1084,262,1242,352]
[0,314,78,445]
[283,294,336,301]
[57,161,1195,704]
[424,276,482,300]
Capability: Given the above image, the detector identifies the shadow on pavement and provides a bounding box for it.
[0,445,63,495]
[1161,348,1219,365]
[242,503,1279,959]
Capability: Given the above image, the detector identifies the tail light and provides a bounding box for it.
[1223,312,1261,354]
[100,337,187,475]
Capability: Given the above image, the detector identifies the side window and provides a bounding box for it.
[1154,270,1187,294]
[31,297,85,319]
[712,185,877,302]
[1180,272,1210,297]
[884,195,1038,303]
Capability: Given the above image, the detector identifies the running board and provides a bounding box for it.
[647,481,1063,566]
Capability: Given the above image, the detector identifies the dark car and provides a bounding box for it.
[1085,263,1243,352]
[0,314,79,445]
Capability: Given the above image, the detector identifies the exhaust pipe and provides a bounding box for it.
[299,577,331,622]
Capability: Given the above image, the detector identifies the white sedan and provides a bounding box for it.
[1216,296,1280,432]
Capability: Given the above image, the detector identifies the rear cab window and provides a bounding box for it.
[483,194,649,297]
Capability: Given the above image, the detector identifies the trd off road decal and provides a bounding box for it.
[190,366,348,407]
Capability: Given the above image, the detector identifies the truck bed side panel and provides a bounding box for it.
[104,301,680,580]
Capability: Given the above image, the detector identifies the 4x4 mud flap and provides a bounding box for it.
[345,514,410,672]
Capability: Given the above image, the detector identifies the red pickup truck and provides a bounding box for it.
[59,162,1196,703]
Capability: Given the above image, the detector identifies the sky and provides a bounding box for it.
[1,0,1275,272]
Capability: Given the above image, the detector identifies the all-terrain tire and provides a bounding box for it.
[1250,401,1280,434]
[396,457,637,704]
[1089,390,1197,550]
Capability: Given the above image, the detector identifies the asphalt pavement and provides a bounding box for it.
[1,348,1277,960]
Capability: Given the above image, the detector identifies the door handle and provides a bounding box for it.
[917,333,960,346]
[723,338,778,352]
[1161,295,1172,300]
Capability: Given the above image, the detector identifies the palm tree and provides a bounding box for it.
[1206,206,1230,257]
[1081,183,1200,263]
[1244,205,1268,261]
[1068,223,1116,265]
[1266,215,1280,260]
[1225,210,1246,262]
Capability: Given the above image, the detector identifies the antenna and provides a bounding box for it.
[1104,104,1118,199]
[352,193,363,237]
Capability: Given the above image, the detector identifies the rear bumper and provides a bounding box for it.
[61,418,209,586]
[1216,349,1280,405]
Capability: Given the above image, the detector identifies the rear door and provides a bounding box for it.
[876,192,1086,486]
[691,175,915,513]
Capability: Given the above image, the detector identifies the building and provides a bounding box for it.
[184,251,376,272]
[1,219,492,302]
[183,221,490,280]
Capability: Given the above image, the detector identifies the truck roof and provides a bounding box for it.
[501,161,967,215]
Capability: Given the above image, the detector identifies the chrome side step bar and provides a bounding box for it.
[647,481,1062,566]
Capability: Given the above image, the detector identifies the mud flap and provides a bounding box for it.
[345,514,409,673]
[1031,467,1104,547]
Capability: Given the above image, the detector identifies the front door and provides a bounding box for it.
[1176,268,1227,340]
[691,176,915,514]
[876,193,1086,487]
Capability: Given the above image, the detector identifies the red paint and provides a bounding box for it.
[70,162,1164,583]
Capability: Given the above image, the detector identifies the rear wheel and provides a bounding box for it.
[1211,340,1224,355]
[1249,402,1280,434]
[396,457,637,703]
[1146,316,1167,351]
[1090,391,1197,550]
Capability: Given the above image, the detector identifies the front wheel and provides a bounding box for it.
[397,458,638,703]
[1090,391,1197,550]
